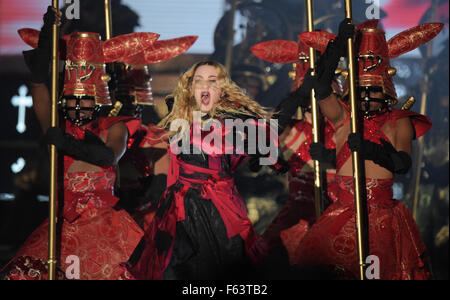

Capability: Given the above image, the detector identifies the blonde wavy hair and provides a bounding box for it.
[159,61,272,136]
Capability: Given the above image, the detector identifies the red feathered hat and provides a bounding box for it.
[18,28,160,106]
[116,36,198,106]
[299,21,444,104]
[251,31,336,92]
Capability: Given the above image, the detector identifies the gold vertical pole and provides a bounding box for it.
[296,3,308,120]
[412,0,438,221]
[345,0,367,280]
[306,0,323,219]
[48,0,60,280]
[104,0,113,40]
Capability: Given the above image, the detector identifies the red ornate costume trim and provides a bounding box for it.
[124,36,198,65]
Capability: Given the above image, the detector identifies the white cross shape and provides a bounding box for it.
[11,85,33,134]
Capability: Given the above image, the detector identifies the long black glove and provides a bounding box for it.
[242,130,290,174]
[316,18,354,78]
[297,18,356,104]
[44,127,115,167]
[23,6,57,83]
[309,142,336,167]
[272,88,310,134]
[248,156,263,173]
[297,69,334,103]
[269,149,290,174]
[347,133,412,174]
[143,174,167,205]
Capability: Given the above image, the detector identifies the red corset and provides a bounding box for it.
[63,171,119,222]
[327,175,396,237]
[335,175,395,208]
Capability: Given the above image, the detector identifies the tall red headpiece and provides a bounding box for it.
[63,32,111,105]
[18,28,160,106]
[299,20,444,104]
[353,20,396,100]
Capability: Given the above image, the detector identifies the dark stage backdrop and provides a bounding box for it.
[0,0,448,279]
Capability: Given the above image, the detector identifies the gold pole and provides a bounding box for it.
[306,0,323,219]
[224,0,238,73]
[48,0,60,280]
[296,2,308,120]
[411,0,438,221]
[104,0,113,40]
[345,0,367,280]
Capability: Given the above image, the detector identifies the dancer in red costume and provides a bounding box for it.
[0,7,160,280]
[289,19,444,279]
[250,36,343,258]
[125,60,289,280]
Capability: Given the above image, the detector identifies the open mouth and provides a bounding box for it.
[201,91,210,106]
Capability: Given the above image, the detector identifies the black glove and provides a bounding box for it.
[292,68,333,104]
[248,156,263,173]
[143,174,167,205]
[23,6,58,83]
[310,18,355,101]
[44,127,115,167]
[309,142,336,167]
[334,18,355,57]
[273,89,310,134]
[347,133,412,174]
[269,151,290,175]
[274,22,355,124]
[247,133,289,175]
[40,6,58,45]
[308,68,334,101]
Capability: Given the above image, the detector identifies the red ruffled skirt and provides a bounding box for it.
[282,176,431,280]
[1,171,143,280]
